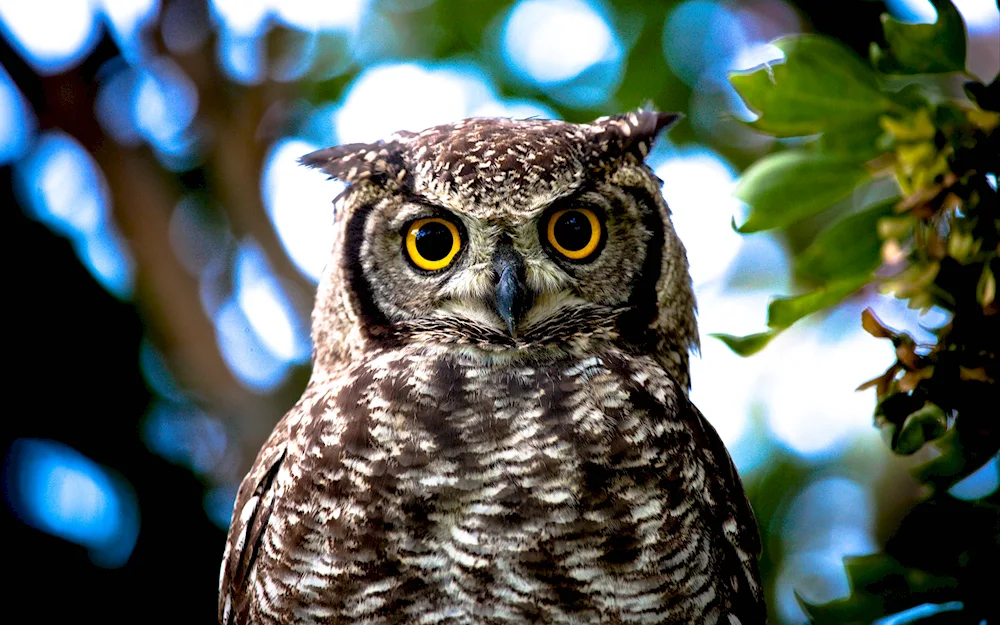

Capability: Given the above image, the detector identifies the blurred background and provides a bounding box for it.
[1,0,997,622]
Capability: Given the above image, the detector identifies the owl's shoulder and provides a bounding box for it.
[217,377,351,624]
[594,350,766,619]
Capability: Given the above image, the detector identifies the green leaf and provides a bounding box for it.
[874,0,967,74]
[797,197,898,281]
[814,119,888,161]
[884,83,933,112]
[963,75,1000,112]
[796,589,888,625]
[712,275,867,354]
[734,152,871,233]
[767,274,871,329]
[803,552,965,624]
[894,402,948,455]
[913,424,1000,488]
[710,331,779,357]
[976,263,996,307]
[843,554,908,592]
[730,35,894,137]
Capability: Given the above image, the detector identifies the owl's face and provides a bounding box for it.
[305,112,697,376]
[354,177,659,340]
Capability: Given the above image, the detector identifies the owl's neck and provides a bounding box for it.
[308,318,692,394]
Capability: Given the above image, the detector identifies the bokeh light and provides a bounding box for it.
[4,439,140,568]
[663,1,750,88]
[134,57,200,163]
[763,322,895,459]
[143,401,229,476]
[209,0,269,36]
[333,61,555,145]
[203,483,239,529]
[210,238,310,392]
[872,602,966,624]
[652,145,749,288]
[501,0,623,107]
[0,64,34,165]
[234,239,310,363]
[653,144,791,467]
[101,0,160,61]
[502,0,619,83]
[886,0,999,29]
[15,131,135,298]
[776,477,877,623]
[214,295,293,392]
[665,0,796,146]
[272,0,370,33]
[139,338,186,401]
[262,137,337,282]
[951,0,1000,32]
[949,454,999,501]
[216,25,266,84]
[0,0,101,74]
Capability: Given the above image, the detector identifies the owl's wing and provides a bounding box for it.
[683,396,766,623]
[218,440,287,625]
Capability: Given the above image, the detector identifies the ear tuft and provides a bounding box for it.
[588,109,683,162]
[300,141,409,187]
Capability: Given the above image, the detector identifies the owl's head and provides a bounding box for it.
[304,110,697,383]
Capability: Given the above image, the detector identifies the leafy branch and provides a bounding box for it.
[716,1,998,622]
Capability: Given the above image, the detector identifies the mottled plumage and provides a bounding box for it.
[220,112,765,624]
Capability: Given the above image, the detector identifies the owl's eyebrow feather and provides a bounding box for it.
[386,199,467,233]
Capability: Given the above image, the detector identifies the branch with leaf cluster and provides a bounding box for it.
[716,1,997,622]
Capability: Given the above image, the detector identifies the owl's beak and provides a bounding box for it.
[493,242,532,338]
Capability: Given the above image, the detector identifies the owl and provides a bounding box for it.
[219,111,765,625]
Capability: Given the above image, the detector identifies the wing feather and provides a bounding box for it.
[219,445,286,625]
[684,397,766,622]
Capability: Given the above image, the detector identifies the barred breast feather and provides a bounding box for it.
[219,345,764,625]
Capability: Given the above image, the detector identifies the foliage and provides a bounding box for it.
[720,1,998,622]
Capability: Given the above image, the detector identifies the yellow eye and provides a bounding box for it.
[546,208,602,260]
[405,217,461,271]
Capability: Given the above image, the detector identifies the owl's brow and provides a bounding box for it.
[386,198,464,231]
[388,187,620,233]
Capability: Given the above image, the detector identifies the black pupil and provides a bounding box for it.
[554,211,593,251]
[415,221,454,261]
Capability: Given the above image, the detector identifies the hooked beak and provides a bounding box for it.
[493,240,532,337]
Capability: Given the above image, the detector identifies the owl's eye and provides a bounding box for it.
[404,217,462,271]
[546,208,603,261]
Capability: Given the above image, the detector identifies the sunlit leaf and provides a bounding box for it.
[797,197,898,281]
[976,264,996,307]
[734,151,871,233]
[958,366,992,382]
[767,274,871,329]
[730,35,894,137]
[715,275,871,357]
[873,0,967,75]
[946,230,975,261]
[861,307,896,339]
[710,331,779,357]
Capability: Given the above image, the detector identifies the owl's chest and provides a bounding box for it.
[328,351,678,536]
[281,352,712,622]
